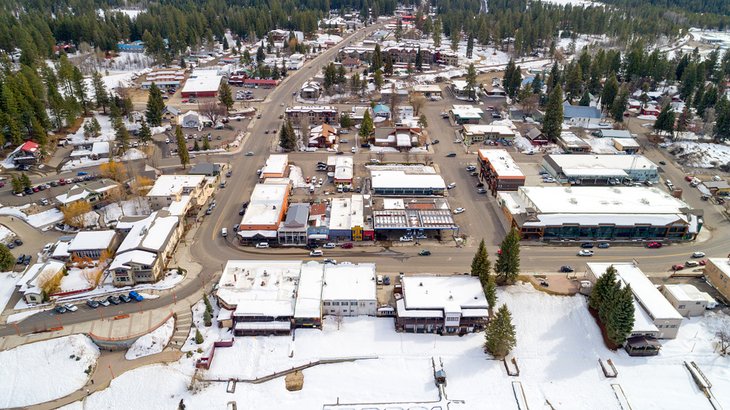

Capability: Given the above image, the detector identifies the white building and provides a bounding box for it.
[587,262,683,339]
[260,154,289,179]
[661,284,716,317]
[322,263,377,316]
[17,260,66,304]
[237,183,290,243]
[146,175,208,211]
[461,124,516,145]
[542,154,659,184]
[369,165,446,196]
[67,230,118,259]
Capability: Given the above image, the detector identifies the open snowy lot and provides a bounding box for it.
[76,284,729,410]
[0,334,99,407]
[669,141,730,168]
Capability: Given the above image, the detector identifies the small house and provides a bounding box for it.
[308,124,338,148]
[525,127,549,145]
[300,81,322,100]
[14,141,41,166]
[373,104,391,120]
[661,284,715,317]
[178,111,203,129]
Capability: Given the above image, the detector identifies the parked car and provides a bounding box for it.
[447,182,456,189]
[118,294,132,303]
[672,264,685,271]
[309,250,323,257]
[453,207,466,214]
[399,236,413,242]
[22,255,31,265]
[580,242,594,249]
[466,165,477,172]
[692,251,706,258]
[597,242,610,249]
[477,188,488,194]
[129,291,144,302]
[14,238,23,246]
[560,265,574,273]
[383,276,391,285]
[577,249,594,257]
[54,306,68,314]
[97,298,110,307]
[16,254,25,264]
[62,303,78,312]
[86,299,100,309]
[432,139,440,144]
[646,241,663,249]
[685,260,700,268]
[446,152,457,157]
[245,151,254,156]
[419,249,432,256]
[340,242,353,249]
[255,242,270,249]
[107,295,121,305]
[323,243,336,249]
[323,259,337,265]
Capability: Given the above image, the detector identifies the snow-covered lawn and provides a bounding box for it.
[0,334,99,407]
[0,224,14,244]
[0,205,63,228]
[75,284,730,410]
[670,141,730,168]
[60,267,98,294]
[584,135,619,154]
[125,316,175,360]
[119,148,147,161]
[0,271,20,313]
[100,198,151,225]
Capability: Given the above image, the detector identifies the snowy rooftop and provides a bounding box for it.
[558,132,590,147]
[67,230,116,252]
[116,212,179,254]
[261,154,288,176]
[286,105,337,113]
[478,149,524,178]
[165,195,192,216]
[401,275,488,311]
[450,105,483,118]
[181,73,222,93]
[217,260,302,316]
[547,154,657,173]
[413,84,441,93]
[370,170,446,190]
[322,263,376,301]
[294,262,324,319]
[588,262,683,321]
[663,284,713,303]
[18,260,65,294]
[329,197,354,230]
[108,250,157,271]
[240,183,289,226]
[334,156,353,181]
[709,258,730,281]
[509,186,693,215]
[147,175,205,197]
[464,125,515,137]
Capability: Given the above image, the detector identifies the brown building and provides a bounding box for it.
[478,149,526,196]
[705,258,730,303]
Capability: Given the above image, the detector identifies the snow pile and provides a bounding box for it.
[119,148,147,161]
[0,334,99,408]
[670,141,730,168]
[100,198,151,224]
[288,165,309,189]
[150,125,170,135]
[514,135,536,153]
[125,316,175,360]
[583,136,619,154]
[0,271,20,313]
[0,224,14,243]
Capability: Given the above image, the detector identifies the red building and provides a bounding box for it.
[243,78,279,88]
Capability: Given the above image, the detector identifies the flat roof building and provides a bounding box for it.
[181,72,222,98]
[462,125,515,145]
[285,105,338,126]
[449,105,483,124]
[556,132,591,153]
[661,284,716,317]
[395,275,489,335]
[542,154,658,185]
[147,175,207,210]
[370,165,446,196]
[322,263,377,316]
[261,154,289,179]
[371,197,457,236]
[704,258,730,303]
[238,183,290,243]
[67,230,119,259]
[498,186,703,242]
[478,149,525,196]
[587,263,683,339]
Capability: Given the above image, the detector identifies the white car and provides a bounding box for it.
[692,251,706,258]
[447,182,456,189]
[577,250,594,257]
[399,236,414,242]
[62,303,78,312]
[255,242,270,249]
[543,177,556,183]
[351,146,357,153]
[453,207,466,214]
[323,243,336,249]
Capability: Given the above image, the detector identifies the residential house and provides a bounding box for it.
[13,141,42,166]
[17,260,66,304]
[55,179,121,207]
[67,230,119,260]
[162,106,181,123]
[341,56,361,68]
[308,124,338,148]
[373,104,391,120]
[300,81,322,100]
[525,127,549,145]
[178,111,204,129]
[146,175,209,211]
[373,127,421,151]
[189,163,221,177]
[562,103,602,127]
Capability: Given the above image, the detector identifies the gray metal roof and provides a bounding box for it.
[282,203,310,228]
[562,103,601,119]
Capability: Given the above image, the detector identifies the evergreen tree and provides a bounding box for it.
[418,114,428,129]
[395,19,403,42]
[471,239,492,285]
[71,67,88,115]
[372,44,383,72]
[0,244,13,271]
[495,228,520,285]
[10,175,22,193]
[340,113,353,129]
[175,126,189,169]
[359,110,374,140]
[145,83,165,126]
[279,120,297,151]
[465,64,478,101]
[605,285,635,346]
[484,304,517,359]
[116,123,130,153]
[203,310,212,327]
[415,47,423,72]
[601,74,619,111]
[611,87,629,122]
[20,173,31,189]
[715,97,730,142]
[350,74,361,95]
[654,104,676,137]
[195,328,203,344]
[542,84,563,142]
[579,90,591,106]
[565,63,583,102]
[432,18,442,48]
[203,294,213,313]
[193,140,200,151]
[589,265,617,311]
[531,73,543,95]
[256,46,265,64]
[466,34,474,59]
[484,275,497,317]
[219,83,234,113]
[373,69,384,91]
[384,54,394,76]
[676,107,690,132]
[203,138,210,150]
[138,119,152,144]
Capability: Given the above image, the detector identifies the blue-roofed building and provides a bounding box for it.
[373,104,391,119]
[562,103,601,120]
[117,41,145,53]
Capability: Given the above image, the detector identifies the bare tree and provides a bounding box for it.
[376,151,385,163]
[717,327,730,355]
[334,311,344,330]
[199,99,225,125]
[411,94,426,116]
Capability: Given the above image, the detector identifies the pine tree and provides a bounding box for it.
[531,73,542,95]
[0,244,14,271]
[218,82,234,113]
[193,140,200,151]
[565,63,583,102]
[418,114,428,129]
[256,46,265,64]
[395,19,403,42]
[145,83,165,126]
[604,285,635,346]
[676,108,690,132]
[465,64,477,101]
[138,119,152,143]
[495,228,520,285]
[384,54,394,76]
[279,120,296,151]
[372,44,383,72]
[373,70,384,91]
[116,123,130,153]
[359,109,374,140]
[10,175,22,193]
[432,18,442,48]
[484,304,517,359]
[579,90,591,106]
[542,84,563,142]
[195,328,203,344]
[471,239,491,284]
[484,275,497,318]
[589,265,617,311]
[175,126,189,169]
[415,47,423,72]
[71,67,88,115]
[203,138,210,150]
[203,310,212,327]
[601,74,619,111]
[20,173,31,189]
[654,104,676,137]
[203,294,213,313]
[715,96,730,141]
[340,113,353,129]
[466,34,474,59]
[611,87,629,122]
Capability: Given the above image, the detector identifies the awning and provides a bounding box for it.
[238,230,277,238]
[308,234,328,240]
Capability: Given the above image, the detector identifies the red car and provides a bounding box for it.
[699,259,707,266]
[685,175,694,182]
[646,242,662,249]
[340,242,353,249]
[672,264,684,271]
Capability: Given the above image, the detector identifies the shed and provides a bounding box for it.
[624,336,661,356]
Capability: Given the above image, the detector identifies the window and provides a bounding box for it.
[332,302,339,306]
[677,305,685,309]
[323,301,330,306]
[330,310,335,313]
[350,301,357,306]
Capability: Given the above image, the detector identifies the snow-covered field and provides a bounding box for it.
[0,334,99,407]
[670,141,730,168]
[71,284,730,410]
[0,271,20,314]
[125,316,175,360]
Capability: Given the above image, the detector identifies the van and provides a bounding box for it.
[309,185,315,193]
[221,228,228,237]
[309,250,323,257]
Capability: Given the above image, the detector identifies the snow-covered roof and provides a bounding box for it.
[600,129,632,139]
[709,258,730,282]
[240,183,289,226]
[588,263,683,321]
[478,149,524,178]
[400,275,488,311]
[116,212,179,254]
[663,284,713,303]
[217,260,302,317]
[51,241,70,259]
[558,132,591,148]
[413,84,441,93]
[464,125,516,138]
[322,263,376,301]
[294,262,324,319]
[67,230,116,252]
[370,170,446,190]
[450,105,483,119]
[613,138,641,148]
[92,141,110,155]
[329,197,353,230]
[334,156,353,181]
[147,175,205,197]
[546,154,657,174]
[18,260,65,295]
[261,154,288,176]
[108,250,157,271]
[165,195,192,216]
[181,73,222,94]
[285,105,337,113]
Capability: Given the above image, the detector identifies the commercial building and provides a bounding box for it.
[109,211,183,286]
[332,156,353,186]
[395,275,489,335]
[370,165,446,196]
[260,154,289,179]
[461,125,515,145]
[587,263,683,339]
[704,258,730,303]
[237,183,290,244]
[147,175,209,211]
[372,127,421,151]
[67,230,119,259]
[449,105,483,124]
[542,154,659,185]
[556,132,591,153]
[285,105,338,126]
[660,284,716,317]
[412,84,442,99]
[277,203,310,246]
[613,138,641,154]
[328,195,373,241]
[372,197,457,238]
[595,129,632,139]
[478,149,525,196]
[498,186,703,242]
[180,72,222,98]
[322,263,377,316]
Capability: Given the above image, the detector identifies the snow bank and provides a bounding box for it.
[125,316,175,360]
[670,141,730,168]
[0,271,20,313]
[0,334,99,407]
[0,224,14,244]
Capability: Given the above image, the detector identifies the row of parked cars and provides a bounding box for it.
[13,172,99,196]
[54,291,144,314]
